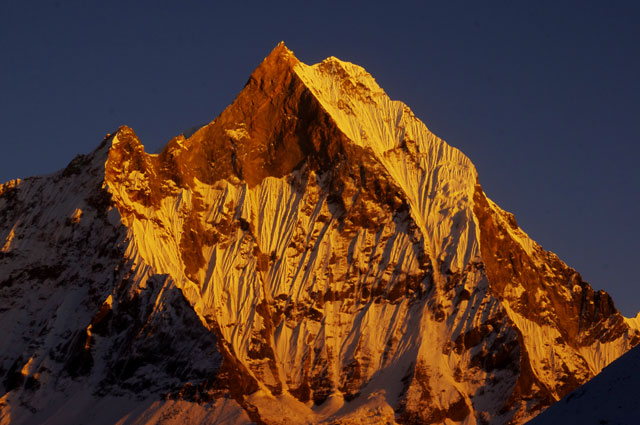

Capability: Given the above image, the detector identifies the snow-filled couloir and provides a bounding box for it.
[1,42,638,425]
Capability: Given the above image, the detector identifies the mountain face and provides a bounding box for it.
[526,341,640,425]
[1,43,638,425]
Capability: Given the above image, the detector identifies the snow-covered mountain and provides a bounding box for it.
[526,341,640,425]
[1,43,638,425]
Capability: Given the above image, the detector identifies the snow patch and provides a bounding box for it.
[225,125,249,141]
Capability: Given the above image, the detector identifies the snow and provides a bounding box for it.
[624,312,640,331]
[225,125,249,141]
[502,303,592,398]
[1,45,639,425]
[527,344,640,425]
[294,57,481,276]
[484,197,537,257]
[0,226,15,252]
[0,387,252,425]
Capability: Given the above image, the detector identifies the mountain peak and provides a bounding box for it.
[259,41,298,70]
[2,45,639,425]
[274,40,293,54]
[106,125,146,168]
[167,43,356,188]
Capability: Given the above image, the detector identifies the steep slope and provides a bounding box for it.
[0,141,246,424]
[1,43,638,425]
[526,343,640,425]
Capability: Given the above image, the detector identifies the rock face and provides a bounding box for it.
[0,43,638,425]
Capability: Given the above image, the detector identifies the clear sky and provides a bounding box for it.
[1,1,639,315]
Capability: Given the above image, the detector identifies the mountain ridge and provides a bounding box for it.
[1,43,638,425]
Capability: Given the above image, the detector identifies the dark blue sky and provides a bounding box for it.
[1,1,639,315]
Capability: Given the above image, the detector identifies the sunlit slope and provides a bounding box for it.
[1,43,638,425]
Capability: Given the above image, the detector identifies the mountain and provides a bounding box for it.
[526,340,640,425]
[1,42,638,425]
